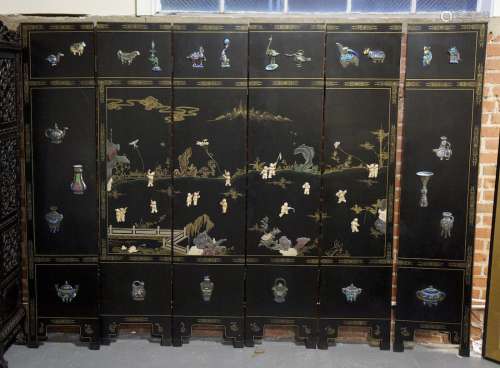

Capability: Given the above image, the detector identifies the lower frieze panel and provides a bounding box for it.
[101,262,171,316]
[100,262,172,346]
[35,264,98,318]
[246,265,318,348]
[394,267,467,355]
[396,267,464,324]
[33,264,99,349]
[246,265,318,317]
[320,266,392,319]
[172,316,244,348]
[317,319,390,351]
[393,321,462,354]
[172,264,244,347]
[319,265,392,350]
[36,318,100,350]
[244,317,318,349]
[100,316,171,347]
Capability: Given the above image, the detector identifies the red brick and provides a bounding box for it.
[482,165,497,176]
[475,252,489,263]
[486,43,500,56]
[486,58,500,70]
[481,126,500,137]
[484,73,500,85]
[475,227,493,238]
[478,215,492,226]
[483,190,495,201]
[474,265,483,276]
[482,100,498,111]
[479,152,499,164]
[477,203,494,213]
[490,87,500,98]
[475,238,486,248]
[472,288,481,299]
[415,330,448,344]
[482,113,492,125]
[473,277,488,288]
[474,245,488,254]
[491,113,500,124]
[481,178,497,189]
[484,138,499,150]
[264,326,295,338]
[395,150,402,162]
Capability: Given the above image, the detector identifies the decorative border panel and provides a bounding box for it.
[0,21,25,368]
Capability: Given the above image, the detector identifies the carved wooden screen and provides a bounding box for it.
[20,21,490,353]
[395,23,486,356]
[319,23,401,350]
[0,22,25,368]
[96,23,173,346]
[245,23,324,348]
[171,24,247,347]
[22,23,100,349]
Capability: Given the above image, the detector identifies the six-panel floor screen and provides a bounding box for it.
[21,22,486,355]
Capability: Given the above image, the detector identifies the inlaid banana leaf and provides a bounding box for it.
[323,88,393,258]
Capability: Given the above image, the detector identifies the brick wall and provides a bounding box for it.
[469,30,500,343]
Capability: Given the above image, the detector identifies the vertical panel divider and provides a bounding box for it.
[169,21,175,349]
[243,20,250,347]
[93,24,102,350]
[316,22,328,350]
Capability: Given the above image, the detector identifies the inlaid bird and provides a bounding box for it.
[46,52,64,66]
[265,36,280,71]
[336,42,359,68]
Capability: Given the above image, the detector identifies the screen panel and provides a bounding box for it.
[318,24,401,351]
[171,24,247,348]
[96,23,173,346]
[395,23,486,357]
[244,23,324,349]
[23,23,100,348]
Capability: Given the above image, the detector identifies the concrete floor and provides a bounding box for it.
[4,335,499,368]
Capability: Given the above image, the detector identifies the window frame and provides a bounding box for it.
[136,0,492,16]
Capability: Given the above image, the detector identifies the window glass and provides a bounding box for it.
[288,0,347,12]
[352,0,411,12]
[416,0,477,12]
[160,0,480,13]
[160,0,219,12]
[225,0,284,12]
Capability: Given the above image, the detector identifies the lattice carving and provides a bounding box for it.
[0,22,19,45]
[0,59,16,124]
[0,136,18,218]
[1,225,20,275]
